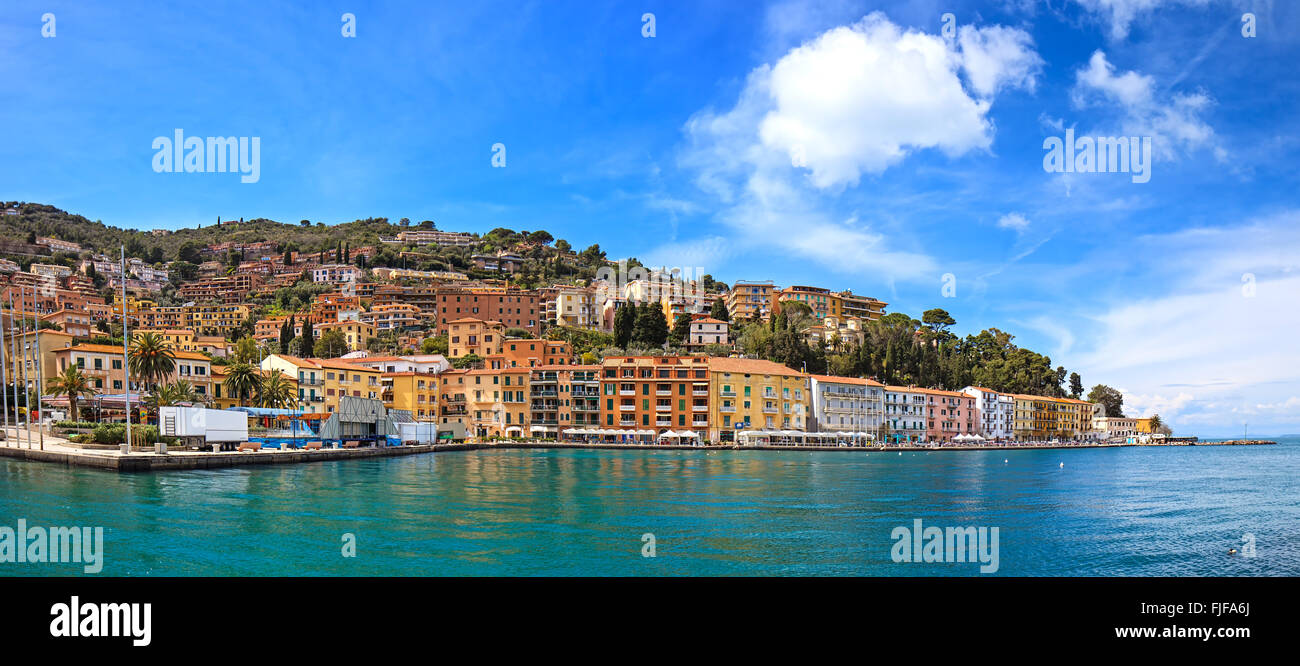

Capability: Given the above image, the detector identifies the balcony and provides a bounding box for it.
[762,407,777,414]
[720,405,736,413]
[693,388,709,396]
[656,389,671,396]
[619,389,635,396]
[692,405,708,412]
[619,405,636,411]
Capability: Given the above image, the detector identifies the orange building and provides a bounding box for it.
[599,356,711,436]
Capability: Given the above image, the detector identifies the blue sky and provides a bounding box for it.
[2,0,1298,436]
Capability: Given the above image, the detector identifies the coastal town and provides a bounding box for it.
[1,208,1181,457]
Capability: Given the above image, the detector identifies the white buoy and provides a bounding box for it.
[1004,459,1008,463]
[1059,462,1064,468]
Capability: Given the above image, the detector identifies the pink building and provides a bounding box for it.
[916,388,980,444]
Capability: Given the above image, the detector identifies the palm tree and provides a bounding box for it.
[128,332,176,391]
[45,366,96,422]
[222,361,260,408]
[145,380,209,410]
[255,370,297,410]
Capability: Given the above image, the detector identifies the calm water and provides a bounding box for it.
[2,438,1298,576]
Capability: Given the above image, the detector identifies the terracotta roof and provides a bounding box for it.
[706,357,806,377]
[807,374,883,386]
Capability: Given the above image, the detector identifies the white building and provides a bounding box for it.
[809,375,885,440]
[1094,415,1138,441]
[687,317,728,348]
[962,386,1015,441]
[312,264,364,284]
[883,386,928,443]
[553,287,597,328]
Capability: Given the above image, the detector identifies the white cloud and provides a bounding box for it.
[1123,390,1196,419]
[996,212,1031,231]
[1068,212,1300,434]
[682,12,1039,281]
[1071,50,1218,161]
[1072,0,1213,40]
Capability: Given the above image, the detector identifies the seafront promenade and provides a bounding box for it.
[0,425,1275,472]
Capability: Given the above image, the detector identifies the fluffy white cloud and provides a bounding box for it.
[752,14,1041,189]
[682,12,1039,280]
[1072,50,1218,161]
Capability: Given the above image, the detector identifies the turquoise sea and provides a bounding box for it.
[2,437,1297,576]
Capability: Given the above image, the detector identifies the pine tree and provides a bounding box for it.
[613,302,635,349]
[300,319,315,357]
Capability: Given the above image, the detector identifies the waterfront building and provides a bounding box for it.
[808,375,885,441]
[262,355,327,413]
[5,330,76,391]
[465,366,530,438]
[915,387,980,444]
[883,386,928,443]
[707,357,807,443]
[438,368,470,429]
[601,356,711,438]
[962,386,1015,441]
[381,371,441,421]
[528,364,602,438]
[1095,416,1138,440]
[724,280,777,323]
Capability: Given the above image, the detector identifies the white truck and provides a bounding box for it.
[159,406,249,451]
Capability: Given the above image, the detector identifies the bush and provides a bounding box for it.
[55,421,98,429]
[91,424,158,445]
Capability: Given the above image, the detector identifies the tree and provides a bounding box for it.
[255,371,297,410]
[922,308,956,334]
[299,320,315,357]
[1068,372,1083,399]
[279,317,294,352]
[314,329,349,358]
[421,335,449,356]
[129,332,177,390]
[1147,414,1168,435]
[232,336,261,364]
[613,303,635,348]
[177,241,203,264]
[1087,385,1124,418]
[555,239,571,253]
[527,230,553,245]
[669,313,692,347]
[502,327,529,339]
[222,362,260,407]
[452,353,482,369]
[633,302,669,348]
[45,366,96,422]
[711,297,730,323]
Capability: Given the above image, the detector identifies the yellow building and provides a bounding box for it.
[135,328,195,350]
[184,304,250,338]
[707,357,809,443]
[315,359,383,415]
[261,355,326,413]
[446,317,505,358]
[315,319,375,352]
[465,366,530,439]
[381,371,441,422]
[1013,394,1096,441]
[210,366,299,410]
[3,329,76,386]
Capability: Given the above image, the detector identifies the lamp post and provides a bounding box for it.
[120,246,132,455]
